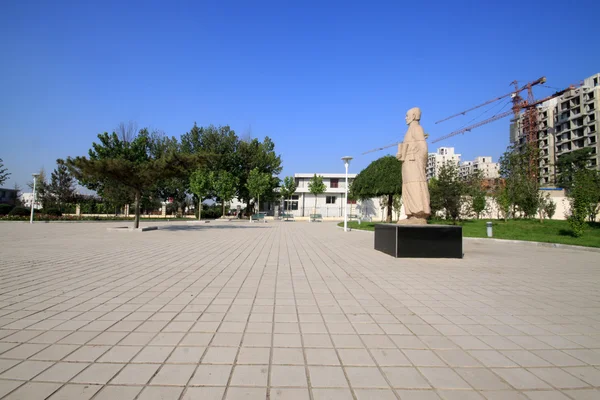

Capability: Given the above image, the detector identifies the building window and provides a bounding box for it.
[326,196,336,204]
[330,178,338,188]
[284,195,299,211]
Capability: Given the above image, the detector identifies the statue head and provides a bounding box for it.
[405,107,421,125]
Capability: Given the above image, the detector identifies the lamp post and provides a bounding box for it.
[341,156,353,232]
[30,173,39,224]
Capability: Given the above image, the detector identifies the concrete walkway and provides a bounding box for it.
[0,221,599,399]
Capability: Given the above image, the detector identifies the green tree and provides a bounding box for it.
[28,169,51,209]
[392,194,402,221]
[350,156,402,222]
[567,169,599,237]
[48,159,76,212]
[212,170,239,217]
[0,158,10,186]
[492,183,511,221]
[537,193,557,222]
[307,174,326,215]
[499,145,540,218]
[180,124,239,214]
[556,148,594,191]
[246,168,272,214]
[464,170,486,219]
[189,168,212,220]
[67,129,199,228]
[568,169,600,224]
[429,162,464,222]
[280,176,297,213]
[237,137,282,214]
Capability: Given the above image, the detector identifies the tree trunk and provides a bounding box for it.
[222,200,225,218]
[198,199,202,220]
[134,191,141,229]
[314,195,317,214]
[386,195,393,223]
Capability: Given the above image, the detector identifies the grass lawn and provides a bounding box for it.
[338,219,600,248]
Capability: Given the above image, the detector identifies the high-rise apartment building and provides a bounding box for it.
[511,73,600,185]
[459,156,499,179]
[427,147,461,180]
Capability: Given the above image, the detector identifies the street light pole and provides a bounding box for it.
[30,173,39,224]
[341,156,353,232]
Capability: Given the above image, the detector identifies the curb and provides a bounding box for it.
[338,225,600,253]
[107,226,158,232]
[464,237,600,253]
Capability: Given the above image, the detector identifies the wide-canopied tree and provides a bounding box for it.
[350,156,402,222]
[68,129,202,228]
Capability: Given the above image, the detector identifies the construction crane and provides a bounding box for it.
[361,77,575,156]
[432,77,576,144]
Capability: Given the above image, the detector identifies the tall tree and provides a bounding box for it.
[429,162,464,222]
[238,137,282,214]
[181,124,240,212]
[189,168,212,220]
[464,169,486,219]
[0,158,10,186]
[68,129,200,228]
[49,159,76,211]
[556,148,594,191]
[350,156,402,222]
[212,170,238,217]
[307,174,326,215]
[280,176,297,214]
[246,168,272,214]
[499,145,540,218]
[567,169,599,236]
[28,168,51,209]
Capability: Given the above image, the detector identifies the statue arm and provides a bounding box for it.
[397,143,407,161]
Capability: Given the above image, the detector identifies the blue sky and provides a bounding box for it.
[1,0,598,190]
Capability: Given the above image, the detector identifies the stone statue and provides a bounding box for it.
[396,107,430,224]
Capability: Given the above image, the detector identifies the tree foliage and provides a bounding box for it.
[428,162,464,222]
[237,136,282,212]
[212,170,239,216]
[246,168,272,213]
[67,129,201,228]
[280,176,297,213]
[464,170,486,219]
[0,158,10,186]
[499,144,540,218]
[181,125,282,216]
[28,169,51,209]
[350,156,402,222]
[308,174,326,213]
[556,148,594,191]
[189,168,212,219]
[49,159,76,211]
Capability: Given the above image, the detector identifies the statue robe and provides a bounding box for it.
[397,123,431,217]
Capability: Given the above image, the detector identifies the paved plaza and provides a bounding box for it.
[0,221,599,400]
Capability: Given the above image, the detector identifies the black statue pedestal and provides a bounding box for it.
[374,224,463,258]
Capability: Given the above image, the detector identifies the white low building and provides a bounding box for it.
[19,192,42,209]
[231,172,407,221]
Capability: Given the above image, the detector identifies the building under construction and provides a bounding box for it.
[511,73,600,186]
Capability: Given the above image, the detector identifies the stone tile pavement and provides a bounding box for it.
[0,220,599,399]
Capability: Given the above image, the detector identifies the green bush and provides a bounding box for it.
[0,204,14,215]
[8,206,31,216]
[40,208,62,216]
[201,208,222,219]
